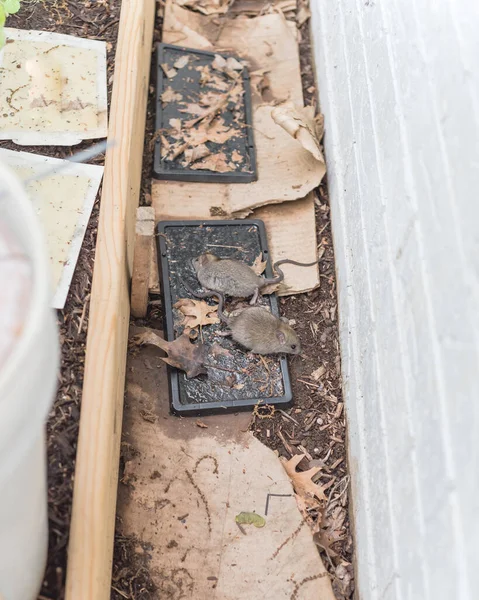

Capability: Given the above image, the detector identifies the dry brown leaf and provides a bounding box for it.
[231,149,243,163]
[196,420,209,428]
[179,102,209,116]
[161,87,182,104]
[199,90,225,106]
[212,54,228,71]
[176,0,230,15]
[271,102,324,162]
[297,5,311,26]
[315,113,325,141]
[183,86,236,128]
[174,298,220,328]
[132,329,207,378]
[203,119,238,144]
[281,453,328,503]
[210,342,231,358]
[260,282,282,295]
[313,530,339,558]
[226,56,244,71]
[173,55,189,69]
[169,118,182,130]
[251,253,267,275]
[190,152,232,173]
[315,505,347,559]
[184,144,211,165]
[332,562,355,600]
[160,63,177,78]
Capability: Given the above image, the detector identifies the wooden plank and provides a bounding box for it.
[65,1,156,599]
[131,207,155,318]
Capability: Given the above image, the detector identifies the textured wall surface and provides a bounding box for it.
[310,1,479,598]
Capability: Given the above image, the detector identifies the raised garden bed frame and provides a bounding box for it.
[64,1,156,599]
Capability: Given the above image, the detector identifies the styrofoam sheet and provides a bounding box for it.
[0,149,104,309]
[0,28,107,145]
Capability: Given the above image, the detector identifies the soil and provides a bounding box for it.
[2,1,353,599]
[1,2,159,599]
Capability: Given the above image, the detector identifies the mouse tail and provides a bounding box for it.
[264,258,319,285]
[181,278,228,323]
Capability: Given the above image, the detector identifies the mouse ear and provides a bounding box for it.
[276,330,286,345]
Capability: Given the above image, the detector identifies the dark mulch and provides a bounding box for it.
[1,1,160,598]
[246,11,355,598]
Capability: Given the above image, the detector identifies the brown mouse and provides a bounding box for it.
[192,252,318,304]
[181,279,301,355]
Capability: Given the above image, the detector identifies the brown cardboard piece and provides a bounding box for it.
[152,3,324,294]
[118,335,336,600]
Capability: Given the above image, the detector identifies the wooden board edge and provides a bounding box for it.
[65,1,156,599]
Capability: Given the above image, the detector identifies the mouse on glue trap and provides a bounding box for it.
[182,279,301,356]
[192,252,318,304]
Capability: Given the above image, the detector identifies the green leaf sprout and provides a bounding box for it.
[0,0,21,50]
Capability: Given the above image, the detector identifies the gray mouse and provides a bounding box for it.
[192,252,318,304]
[181,279,301,355]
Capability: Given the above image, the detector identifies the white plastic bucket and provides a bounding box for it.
[0,162,59,600]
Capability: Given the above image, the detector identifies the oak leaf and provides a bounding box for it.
[132,328,207,378]
[281,453,327,503]
[174,298,220,328]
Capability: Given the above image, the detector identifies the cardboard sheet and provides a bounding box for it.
[253,193,319,294]
[164,4,304,104]
[118,336,335,600]
[0,28,107,146]
[152,3,323,294]
[152,104,324,218]
[0,149,104,308]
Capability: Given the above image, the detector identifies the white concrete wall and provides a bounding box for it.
[310,1,479,599]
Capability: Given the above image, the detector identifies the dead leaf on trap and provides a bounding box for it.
[210,342,231,358]
[132,329,207,379]
[226,57,244,71]
[260,282,282,296]
[235,512,266,528]
[160,63,177,78]
[271,101,324,162]
[212,54,243,78]
[281,453,327,503]
[212,54,228,71]
[173,55,190,69]
[202,119,238,144]
[179,102,209,117]
[169,118,182,130]
[184,144,211,165]
[174,298,220,328]
[161,87,182,104]
[190,152,232,173]
[196,420,209,429]
[231,149,243,163]
[251,253,267,275]
[176,0,230,16]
